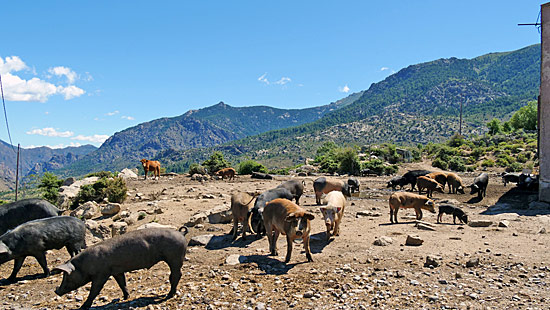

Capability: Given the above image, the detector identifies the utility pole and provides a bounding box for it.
[15,144,19,201]
[459,101,463,136]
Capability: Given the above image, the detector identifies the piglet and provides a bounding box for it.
[320,191,346,241]
[0,216,86,282]
[54,227,188,309]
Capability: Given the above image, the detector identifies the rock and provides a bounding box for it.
[137,223,177,230]
[406,235,423,246]
[424,255,440,268]
[124,213,139,226]
[416,223,436,231]
[186,213,208,227]
[113,210,130,221]
[202,194,216,199]
[119,168,138,180]
[466,257,480,268]
[57,177,99,209]
[208,206,233,224]
[356,210,382,217]
[539,227,547,234]
[255,302,266,310]
[498,220,510,228]
[70,201,98,219]
[303,291,314,298]
[111,222,128,237]
[62,177,76,186]
[373,236,393,246]
[189,234,214,246]
[85,219,111,240]
[225,254,247,265]
[468,220,493,227]
[100,203,121,216]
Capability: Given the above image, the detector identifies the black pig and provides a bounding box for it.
[0,198,61,235]
[0,216,86,282]
[276,179,306,205]
[54,227,188,309]
[250,188,293,237]
[469,172,489,200]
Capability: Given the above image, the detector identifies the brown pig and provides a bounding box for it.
[230,192,257,240]
[263,198,315,263]
[417,175,444,198]
[320,191,346,241]
[446,172,465,194]
[388,192,435,224]
[427,172,448,190]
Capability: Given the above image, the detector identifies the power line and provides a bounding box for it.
[0,74,16,153]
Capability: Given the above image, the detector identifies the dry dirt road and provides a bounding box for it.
[1,166,549,310]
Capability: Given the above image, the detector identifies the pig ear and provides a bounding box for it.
[319,207,327,214]
[0,241,10,254]
[303,212,315,221]
[53,262,75,275]
[285,213,296,222]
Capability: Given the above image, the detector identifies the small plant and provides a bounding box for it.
[481,159,495,167]
[38,172,63,205]
[138,212,147,220]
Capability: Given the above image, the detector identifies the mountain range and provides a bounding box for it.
[0,44,540,184]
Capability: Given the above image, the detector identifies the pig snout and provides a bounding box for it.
[295,230,303,237]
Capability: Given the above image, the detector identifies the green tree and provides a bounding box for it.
[237,160,267,175]
[336,147,361,175]
[510,100,537,131]
[38,172,63,205]
[487,118,502,135]
[202,151,231,174]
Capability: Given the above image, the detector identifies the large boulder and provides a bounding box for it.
[119,168,138,180]
[406,235,424,246]
[101,203,121,216]
[57,177,99,209]
[85,219,111,240]
[207,206,233,224]
[70,201,98,219]
[111,221,128,237]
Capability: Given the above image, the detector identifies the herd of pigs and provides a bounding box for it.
[0,168,532,309]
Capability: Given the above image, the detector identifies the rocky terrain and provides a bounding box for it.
[1,164,549,310]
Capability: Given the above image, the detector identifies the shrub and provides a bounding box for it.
[432,158,448,170]
[507,162,523,172]
[481,159,495,167]
[383,165,399,175]
[510,100,537,131]
[517,153,528,163]
[448,133,466,147]
[188,163,208,175]
[72,176,127,208]
[202,151,231,174]
[448,156,466,172]
[85,171,115,178]
[362,159,385,175]
[238,160,268,175]
[336,147,361,175]
[466,165,476,172]
[487,118,502,135]
[38,172,63,205]
[104,177,127,203]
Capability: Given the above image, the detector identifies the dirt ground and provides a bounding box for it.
[1,163,550,310]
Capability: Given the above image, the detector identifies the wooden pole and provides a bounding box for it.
[15,143,20,201]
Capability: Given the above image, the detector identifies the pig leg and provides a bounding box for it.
[393,207,399,224]
[34,252,50,277]
[113,273,130,300]
[167,264,182,298]
[231,218,238,241]
[284,235,293,263]
[303,235,313,262]
[389,208,394,224]
[8,257,25,281]
[270,230,280,256]
[82,276,109,309]
[416,209,423,221]
[315,192,322,205]
[334,214,343,236]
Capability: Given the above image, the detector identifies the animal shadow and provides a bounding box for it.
[87,295,165,310]
[204,233,257,250]
[242,255,304,275]
[308,232,333,254]
[378,221,416,226]
[0,272,48,286]
[466,196,483,204]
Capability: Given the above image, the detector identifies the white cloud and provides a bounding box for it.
[106,110,120,116]
[274,77,291,85]
[48,66,78,84]
[258,73,269,84]
[380,67,390,71]
[26,127,74,138]
[121,115,135,120]
[71,134,109,144]
[339,85,350,93]
[0,56,86,102]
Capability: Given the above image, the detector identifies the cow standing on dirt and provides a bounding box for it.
[140,159,161,180]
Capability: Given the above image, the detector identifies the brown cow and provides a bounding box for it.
[140,159,161,180]
[446,172,465,194]
[427,172,448,190]
[230,192,257,241]
[320,191,346,241]
[388,192,435,224]
[417,176,444,198]
[263,198,315,263]
[216,167,236,181]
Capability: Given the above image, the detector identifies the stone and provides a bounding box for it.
[85,219,111,240]
[373,236,393,246]
[119,168,138,180]
[100,203,121,216]
[111,222,128,237]
[424,255,440,268]
[225,254,247,265]
[468,220,493,227]
[466,257,480,268]
[498,220,510,228]
[70,201,98,219]
[356,210,382,217]
[124,213,139,226]
[62,177,76,187]
[303,291,314,298]
[416,223,436,231]
[186,213,208,227]
[189,234,214,246]
[405,235,423,246]
[539,227,547,234]
[137,222,177,230]
[208,206,233,224]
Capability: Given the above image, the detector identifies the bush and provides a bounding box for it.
[448,156,466,172]
[188,163,208,175]
[487,119,502,135]
[85,171,115,178]
[466,165,476,172]
[202,151,231,174]
[238,160,268,175]
[507,162,523,172]
[362,159,385,175]
[336,147,361,175]
[72,177,127,208]
[448,133,466,147]
[38,172,63,205]
[383,165,399,175]
[510,100,537,131]
[481,159,495,167]
[517,153,528,163]
[104,177,127,203]
[432,158,448,170]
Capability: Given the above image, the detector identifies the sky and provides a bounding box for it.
[0,1,545,149]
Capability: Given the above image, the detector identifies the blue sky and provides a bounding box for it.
[0,1,544,149]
